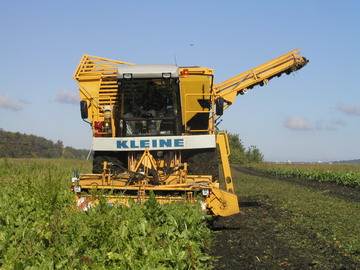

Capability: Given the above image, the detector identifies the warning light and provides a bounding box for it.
[182,69,189,78]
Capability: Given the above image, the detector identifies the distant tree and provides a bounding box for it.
[245,145,264,163]
[226,132,263,164]
[227,133,247,164]
[54,140,64,158]
[63,146,89,159]
[0,129,88,159]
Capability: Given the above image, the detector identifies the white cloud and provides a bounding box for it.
[55,89,79,104]
[0,93,22,111]
[285,117,346,131]
[336,104,360,116]
[284,117,316,131]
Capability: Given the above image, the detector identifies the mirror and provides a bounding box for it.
[215,97,224,116]
[80,100,88,119]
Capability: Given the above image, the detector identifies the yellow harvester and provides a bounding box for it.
[71,49,308,216]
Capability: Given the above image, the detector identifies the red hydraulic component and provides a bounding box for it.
[94,121,103,137]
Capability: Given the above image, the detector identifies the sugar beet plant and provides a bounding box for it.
[0,159,211,269]
[246,164,360,188]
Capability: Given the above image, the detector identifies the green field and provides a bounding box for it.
[0,159,211,269]
[2,159,360,269]
[246,162,360,187]
[248,162,360,172]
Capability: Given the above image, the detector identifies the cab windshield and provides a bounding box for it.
[118,78,182,137]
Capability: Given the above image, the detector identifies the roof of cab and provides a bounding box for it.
[118,64,179,79]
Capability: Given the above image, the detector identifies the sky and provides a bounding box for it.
[0,0,359,162]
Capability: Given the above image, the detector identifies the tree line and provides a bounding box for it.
[0,129,263,163]
[0,129,89,159]
[227,132,263,164]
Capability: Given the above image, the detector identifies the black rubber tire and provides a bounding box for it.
[92,151,126,174]
[183,148,219,181]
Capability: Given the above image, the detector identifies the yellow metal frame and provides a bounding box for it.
[216,132,234,193]
[178,67,214,132]
[73,55,134,79]
[214,49,308,109]
[72,150,240,216]
[74,55,134,136]
[183,93,214,134]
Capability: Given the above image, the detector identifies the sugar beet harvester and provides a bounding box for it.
[71,50,308,216]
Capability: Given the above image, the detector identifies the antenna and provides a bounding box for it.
[174,54,178,66]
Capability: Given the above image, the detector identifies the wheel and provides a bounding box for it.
[183,148,219,180]
[92,151,127,174]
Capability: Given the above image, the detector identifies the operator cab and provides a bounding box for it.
[117,65,182,137]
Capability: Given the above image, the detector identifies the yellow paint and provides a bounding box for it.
[178,67,214,132]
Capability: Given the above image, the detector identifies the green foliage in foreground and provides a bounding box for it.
[0,159,211,269]
[246,164,360,188]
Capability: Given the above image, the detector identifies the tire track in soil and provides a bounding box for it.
[210,169,360,269]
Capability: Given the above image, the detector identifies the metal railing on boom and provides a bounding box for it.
[214,49,308,110]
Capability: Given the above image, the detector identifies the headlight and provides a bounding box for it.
[201,189,210,196]
[123,73,132,80]
[71,177,78,183]
[162,72,171,79]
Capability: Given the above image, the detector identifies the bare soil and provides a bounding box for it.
[210,167,360,269]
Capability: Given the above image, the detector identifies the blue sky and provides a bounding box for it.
[1,0,359,162]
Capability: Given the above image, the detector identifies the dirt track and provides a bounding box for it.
[210,167,360,269]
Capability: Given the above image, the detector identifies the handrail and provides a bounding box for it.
[73,54,135,79]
